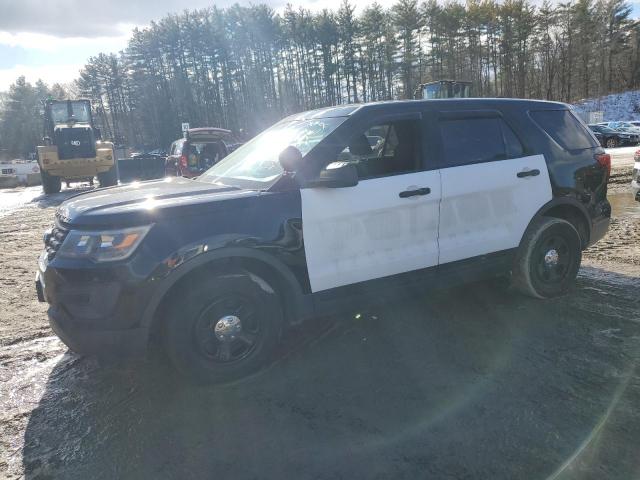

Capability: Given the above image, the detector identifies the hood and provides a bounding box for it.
[56,177,260,228]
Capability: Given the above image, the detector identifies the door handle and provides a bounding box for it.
[517,169,540,178]
[399,187,431,198]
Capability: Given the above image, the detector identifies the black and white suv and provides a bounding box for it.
[36,99,612,383]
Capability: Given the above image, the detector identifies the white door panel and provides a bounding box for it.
[302,171,441,292]
[438,154,552,264]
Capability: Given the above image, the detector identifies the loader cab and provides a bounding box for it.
[415,80,472,100]
[47,100,93,126]
[44,100,98,160]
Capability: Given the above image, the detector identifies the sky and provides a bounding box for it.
[1,0,639,93]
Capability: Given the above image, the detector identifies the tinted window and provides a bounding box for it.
[530,110,598,150]
[503,121,524,157]
[337,119,421,179]
[439,117,524,167]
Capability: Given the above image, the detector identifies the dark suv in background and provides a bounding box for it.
[588,123,638,148]
[36,99,611,383]
[166,128,242,178]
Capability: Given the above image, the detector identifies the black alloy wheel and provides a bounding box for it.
[512,217,582,298]
[164,268,283,383]
[192,294,262,365]
[531,234,574,286]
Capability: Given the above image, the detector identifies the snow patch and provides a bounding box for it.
[573,90,640,122]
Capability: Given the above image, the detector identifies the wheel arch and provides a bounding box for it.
[530,197,591,249]
[142,247,313,339]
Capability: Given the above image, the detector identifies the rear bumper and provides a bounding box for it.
[588,216,610,247]
[43,162,114,178]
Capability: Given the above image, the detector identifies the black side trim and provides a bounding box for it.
[312,249,516,317]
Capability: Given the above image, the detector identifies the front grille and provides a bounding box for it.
[44,223,69,260]
[54,126,96,159]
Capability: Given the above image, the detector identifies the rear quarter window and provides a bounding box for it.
[530,110,598,150]
[439,116,525,167]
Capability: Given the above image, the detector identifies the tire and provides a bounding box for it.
[98,161,119,187]
[511,217,582,299]
[606,137,617,148]
[40,169,61,194]
[163,268,283,384]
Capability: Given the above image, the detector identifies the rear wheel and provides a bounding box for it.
[40,169,61,194]
[512,217,582,299]
[163,269,283,384]
[606,137,617,148]
[98,162,119,187]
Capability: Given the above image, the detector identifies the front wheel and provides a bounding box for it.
[511,217,582,299]
[163,269,283,384]
[606,137,617,148]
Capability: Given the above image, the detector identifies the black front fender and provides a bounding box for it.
[140,246,313,331]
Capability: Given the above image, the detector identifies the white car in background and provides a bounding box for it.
[0,160,40,186]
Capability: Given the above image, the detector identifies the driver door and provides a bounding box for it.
[301,114,441,293]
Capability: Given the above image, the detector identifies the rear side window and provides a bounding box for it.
[439,116,524,167]
[530,110,598,150]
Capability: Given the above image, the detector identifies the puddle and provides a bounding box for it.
[608,190,639,219]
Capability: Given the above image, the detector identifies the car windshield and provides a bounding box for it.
[49,102,91,124]
[198,117,346,189]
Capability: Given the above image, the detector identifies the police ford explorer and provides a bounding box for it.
[36,99,612,383]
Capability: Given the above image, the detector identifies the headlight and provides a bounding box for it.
[58,225,151,262]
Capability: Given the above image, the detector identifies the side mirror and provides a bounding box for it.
[306,162,358,188]
[278,145,303,172]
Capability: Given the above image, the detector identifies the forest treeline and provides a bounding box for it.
[1,0,638,155]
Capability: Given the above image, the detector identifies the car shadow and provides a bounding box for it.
[21,270,640,479]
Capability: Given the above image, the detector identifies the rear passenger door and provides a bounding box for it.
[436,111,552,265]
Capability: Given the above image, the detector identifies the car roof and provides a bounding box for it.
[284,98,570,121]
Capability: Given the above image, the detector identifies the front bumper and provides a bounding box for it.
[47,303,148,358]
[36,257,151,358]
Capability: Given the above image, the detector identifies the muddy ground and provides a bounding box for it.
[1,168,639,479]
